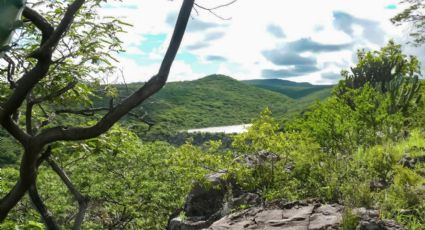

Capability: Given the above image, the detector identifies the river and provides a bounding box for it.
[187,124,252,134]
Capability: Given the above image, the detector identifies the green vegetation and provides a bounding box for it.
[113,75,293,131]
[0,0,195,227]
[243,78,333,99]
[97,75,333,140]
[0,129,21,167]
[2,41,424,229]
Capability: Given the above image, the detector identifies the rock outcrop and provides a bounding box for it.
[168,176,406,230]
[208,202,405,230]
[168,150,408,230]
[168,171,262,230]
[208,201,342,229]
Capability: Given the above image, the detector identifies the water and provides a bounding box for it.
[187,124,252,134]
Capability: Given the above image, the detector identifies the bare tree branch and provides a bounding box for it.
[26,96,34,135]
[0,0,88,220]
[194,0,237,20]
[55,107,155,127]
[1,117,30,145]
[200,0,238,10]
[28,147,59,230]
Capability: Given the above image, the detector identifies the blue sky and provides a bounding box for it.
[100,0,423,85]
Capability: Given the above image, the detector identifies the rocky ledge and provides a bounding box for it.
[207,201,404,230]
[168,153,407,230]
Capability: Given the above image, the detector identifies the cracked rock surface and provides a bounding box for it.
[207,203,342,230]
[205,202,405,230]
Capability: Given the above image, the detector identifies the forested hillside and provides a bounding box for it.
[100,75,332,136]
[114,75,293,129]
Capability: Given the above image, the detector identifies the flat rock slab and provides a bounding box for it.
[206,204,342,230]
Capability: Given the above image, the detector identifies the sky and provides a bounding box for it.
[100,0,423,85]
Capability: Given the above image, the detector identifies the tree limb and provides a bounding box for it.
[28,183,60,230]
[47,158,89,230]
[3,55,16,88]
[32,0,86,59]
[26,97,34,135]
[1,117,30,145]
[37,0,195,144]
[194,0,237,20]
[0,144,42,221]
[55,107,110,116]
[55,107,154,126]
[31,80,78,105]
[0,0,194,223]
[23,7,54,44]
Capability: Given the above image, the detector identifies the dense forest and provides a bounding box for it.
[1,0,425,229]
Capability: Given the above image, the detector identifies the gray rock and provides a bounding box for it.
[203,203,404,230]
[184,172,227,219]
[168,171,262,230]
[207,203,345,230]
[308,204,343,230]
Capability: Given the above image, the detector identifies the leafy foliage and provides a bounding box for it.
[0,128,21,166]
[336,41,421,117]
[0,126,222,229]
[0,0,128,130]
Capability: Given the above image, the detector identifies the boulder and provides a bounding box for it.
[168,171,262,230]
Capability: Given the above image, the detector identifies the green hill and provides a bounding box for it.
[114,75,293,131]
[102,75,333,134]
[243,79,333,99]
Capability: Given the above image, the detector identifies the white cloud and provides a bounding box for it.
[116,56,205,83]
[101,0,422,85]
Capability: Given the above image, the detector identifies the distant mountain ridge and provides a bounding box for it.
[243,78,333,99]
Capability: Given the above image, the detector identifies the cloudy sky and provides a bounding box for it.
[100,0,422,85]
